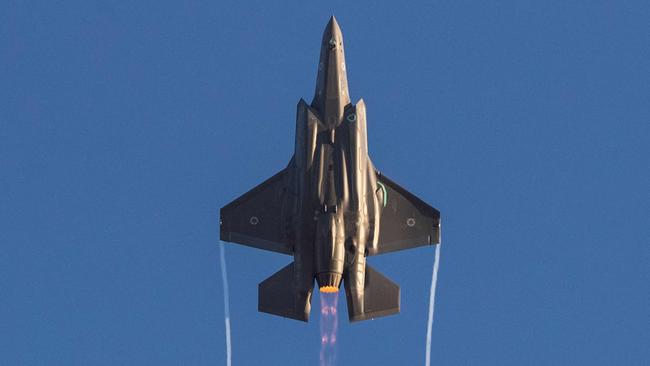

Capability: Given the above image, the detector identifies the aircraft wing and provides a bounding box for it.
[220,168,293,255]
[369,172,440,256]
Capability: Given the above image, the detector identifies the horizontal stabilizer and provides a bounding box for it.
[346,265,400,322]
[258,263,313,322]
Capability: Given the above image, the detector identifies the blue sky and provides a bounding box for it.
[1,1,649,365]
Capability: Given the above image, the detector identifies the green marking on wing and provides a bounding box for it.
[377,181,387,208]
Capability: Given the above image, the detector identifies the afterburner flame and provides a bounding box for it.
[319,285,339,293]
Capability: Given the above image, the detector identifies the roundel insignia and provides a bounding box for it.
[406,218,416,227]
[347,114,356,122]
[250,216,259,225]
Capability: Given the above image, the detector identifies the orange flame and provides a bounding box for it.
[319,285,339,293]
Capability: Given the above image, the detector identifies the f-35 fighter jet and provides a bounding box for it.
[220,17,440,322]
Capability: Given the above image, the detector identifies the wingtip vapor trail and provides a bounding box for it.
[425,244,441,366]
[219,241,232,366]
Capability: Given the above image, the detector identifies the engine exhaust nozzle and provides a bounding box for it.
[317,272,342,293]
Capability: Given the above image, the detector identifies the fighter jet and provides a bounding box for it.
[220,17,440,322]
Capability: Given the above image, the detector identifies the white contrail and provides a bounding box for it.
[219,241,232,366]
[425,244,441,366]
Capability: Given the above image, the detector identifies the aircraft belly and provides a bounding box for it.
[221,17,440,323]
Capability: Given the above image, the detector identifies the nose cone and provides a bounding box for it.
[323,16,343,49]
[312,16,350,122]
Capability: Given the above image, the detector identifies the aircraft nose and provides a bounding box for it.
[324,16,343,49]
[326,16,341,35]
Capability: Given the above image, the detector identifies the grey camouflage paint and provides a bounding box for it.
[220,17,440,322]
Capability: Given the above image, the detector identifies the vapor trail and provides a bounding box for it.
[425,244,441,366]
[219,241,232,366]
